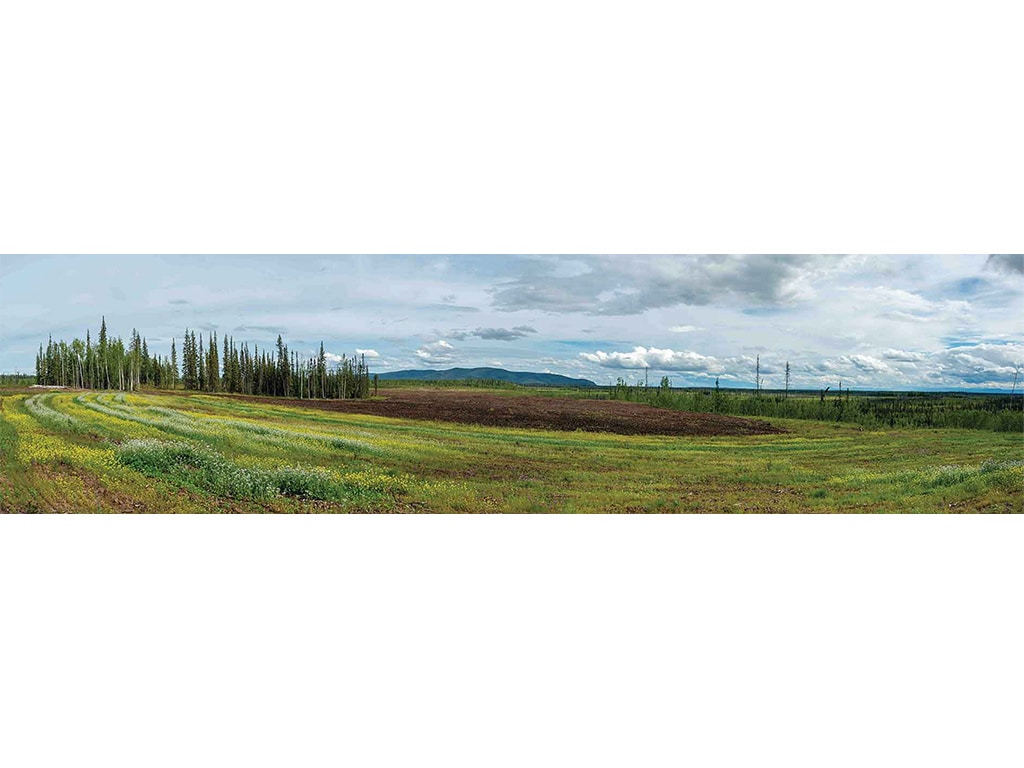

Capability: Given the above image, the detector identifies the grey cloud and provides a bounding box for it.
[985,254,1024,275]
[234,325,287,335]
[474,327,537,341]
[490,255,842,315]
[168,299,191,305]
[878,311,931,323]
[421,304,480,313]
[447,326,538,341]
[1,330,52,343]
[474,328,520,341]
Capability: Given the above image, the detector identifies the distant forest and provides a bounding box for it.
[34,317,372,399]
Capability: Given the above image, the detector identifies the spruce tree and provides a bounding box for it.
[98,316,110,389]
[85,329,93,389]
[318,341,326,399]
[208,331,219,392]
[198,333,205,391]
[170,338,178,390]
[222,333,230,391]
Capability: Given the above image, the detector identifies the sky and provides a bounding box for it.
[1,254,1022,390]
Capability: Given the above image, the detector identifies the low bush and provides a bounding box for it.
[116,439,276,499]
[269,465,347,501]
[115,439,395,503]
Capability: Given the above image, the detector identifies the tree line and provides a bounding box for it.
[34,318,372,399]
[607,375,1023,432]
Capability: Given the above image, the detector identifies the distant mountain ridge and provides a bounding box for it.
[376,367,598,388]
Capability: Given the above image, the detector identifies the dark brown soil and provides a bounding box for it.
[226,389,784,437]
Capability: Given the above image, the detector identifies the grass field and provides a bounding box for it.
[1,387,1021,513]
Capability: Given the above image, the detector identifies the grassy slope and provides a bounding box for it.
[1,388,1021,513]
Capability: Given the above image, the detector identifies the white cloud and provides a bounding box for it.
[669,325,702,333]
[795,342,1024,389]
[414,339,456,364]
[581,346,721,372]
[355,348,380,358]
[880,348,926,362]
[846,286,972,323]
[843,354,892,373]
[933,343,1024,380]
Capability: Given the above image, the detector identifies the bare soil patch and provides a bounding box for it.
[229,389,784,437]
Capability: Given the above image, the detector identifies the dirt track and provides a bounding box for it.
[232,389,784,437]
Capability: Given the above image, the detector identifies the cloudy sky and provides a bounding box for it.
[1,255,1021,390]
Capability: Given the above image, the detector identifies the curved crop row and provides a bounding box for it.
[73,393,385,457]
[23,393,84,432]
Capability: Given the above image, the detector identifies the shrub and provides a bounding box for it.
[270,465,344,501]
[116,439,276,499]
[115,439,396,503]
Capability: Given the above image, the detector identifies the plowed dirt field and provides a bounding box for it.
[233,389,784,437]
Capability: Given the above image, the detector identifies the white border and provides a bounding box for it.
[2,517,1022,767]
[0,1,1021,253]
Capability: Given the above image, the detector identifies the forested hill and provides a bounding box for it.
[377,367,598,388]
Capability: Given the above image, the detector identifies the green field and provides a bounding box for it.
[1,388,1021,513]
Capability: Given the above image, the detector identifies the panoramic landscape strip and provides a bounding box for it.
[1,255,1021,513]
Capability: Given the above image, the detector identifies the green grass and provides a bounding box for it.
[1,388,1021,513]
